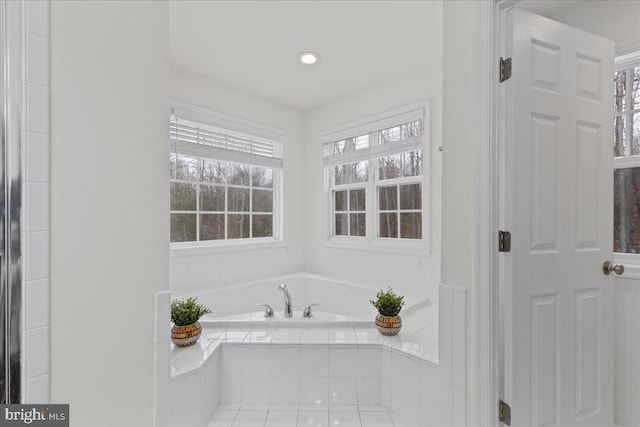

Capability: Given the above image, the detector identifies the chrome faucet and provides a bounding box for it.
[277,283,293,317]
[303,303,319,318]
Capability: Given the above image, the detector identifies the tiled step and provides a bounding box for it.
[207,405,419,427]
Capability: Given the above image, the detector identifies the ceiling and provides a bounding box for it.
[169,1,442,111]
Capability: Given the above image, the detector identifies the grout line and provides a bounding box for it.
[230,408,239,427]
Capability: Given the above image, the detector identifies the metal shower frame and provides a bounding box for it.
[0,0,23,404]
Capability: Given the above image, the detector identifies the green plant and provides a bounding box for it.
[171,297,212,326]
[370,287,405,317]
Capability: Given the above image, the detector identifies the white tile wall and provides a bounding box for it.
[222,345,243,376]
[171,372,199,415]
[25,327,49,379]
[26,33,48,86]
[242,377,269,404]
[167,343,220,426]
[25,0,49,37]
[26,183,50,231]
[391,382,421,423]
[241,345,270,377]
[357,378,381,405]
[270,377,298,405]
[300,376,328,405]
[172,336,465,425]
[357,347,381,378]
[25,279,49,330]
[169,243,304,298]
[329,347,357,377]
[166,283,468,426]
[305,248,441,304]
[329,377,358,405]
[26,82,50,134]
[199,350,220,426]
[26,132,50,183]
[25,232,50,281]
[24,374,49,404]
[22,0,51,404]
[154,290,171,427]
[221,375,243,404]
[300,345,328,377]
[440,283,467,426]
[156,379,170,427]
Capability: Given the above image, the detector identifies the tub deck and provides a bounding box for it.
[173,304,439,378]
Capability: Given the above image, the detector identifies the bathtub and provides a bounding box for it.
[181,273,431,326]
[166,278,466,427]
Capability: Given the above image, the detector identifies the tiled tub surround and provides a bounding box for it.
[164,285,467,427]
[170,330,447,427]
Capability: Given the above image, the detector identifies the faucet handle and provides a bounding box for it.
[303,303,320,318]
[256,303,273,318]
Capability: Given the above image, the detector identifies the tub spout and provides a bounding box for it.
[277,283,293,318]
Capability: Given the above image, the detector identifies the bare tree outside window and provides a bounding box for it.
[326,116,425,242]
[170,154,275,243]
[614,65,640,253]
[169,113,282,245]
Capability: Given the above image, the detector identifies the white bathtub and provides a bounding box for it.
[180,273,430,326]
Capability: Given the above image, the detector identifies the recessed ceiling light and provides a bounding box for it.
[298,52,319,65]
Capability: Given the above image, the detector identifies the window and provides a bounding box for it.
[323,104,428,247]
[170,105,284,246]
[613,51,640,254]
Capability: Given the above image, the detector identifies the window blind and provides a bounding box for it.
[170,111,284,169]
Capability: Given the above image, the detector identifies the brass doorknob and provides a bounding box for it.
[603,261,624,276]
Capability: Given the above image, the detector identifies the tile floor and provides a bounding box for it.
[207,404,419,427]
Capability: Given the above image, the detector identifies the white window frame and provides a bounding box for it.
[169,101,286,256]
[321,101,430,254]
[613,45,640,276]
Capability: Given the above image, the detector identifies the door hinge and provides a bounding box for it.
[499,231,511,252]
[499,399,511,425]
[500,57,512,82]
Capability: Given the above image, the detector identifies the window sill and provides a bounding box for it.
[320,239,429,256]
[170,239,287,257]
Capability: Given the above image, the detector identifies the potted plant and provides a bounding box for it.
[370,287,405,336]
[170,296,212,347]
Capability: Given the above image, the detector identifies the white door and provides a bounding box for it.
[502,9,614,426]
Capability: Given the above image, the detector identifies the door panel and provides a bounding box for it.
[503,9,614,426]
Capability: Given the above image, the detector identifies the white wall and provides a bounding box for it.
[169,67,306,296]
[50,2,169,425]
[441,0,476,421]
[303,47,443,301]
